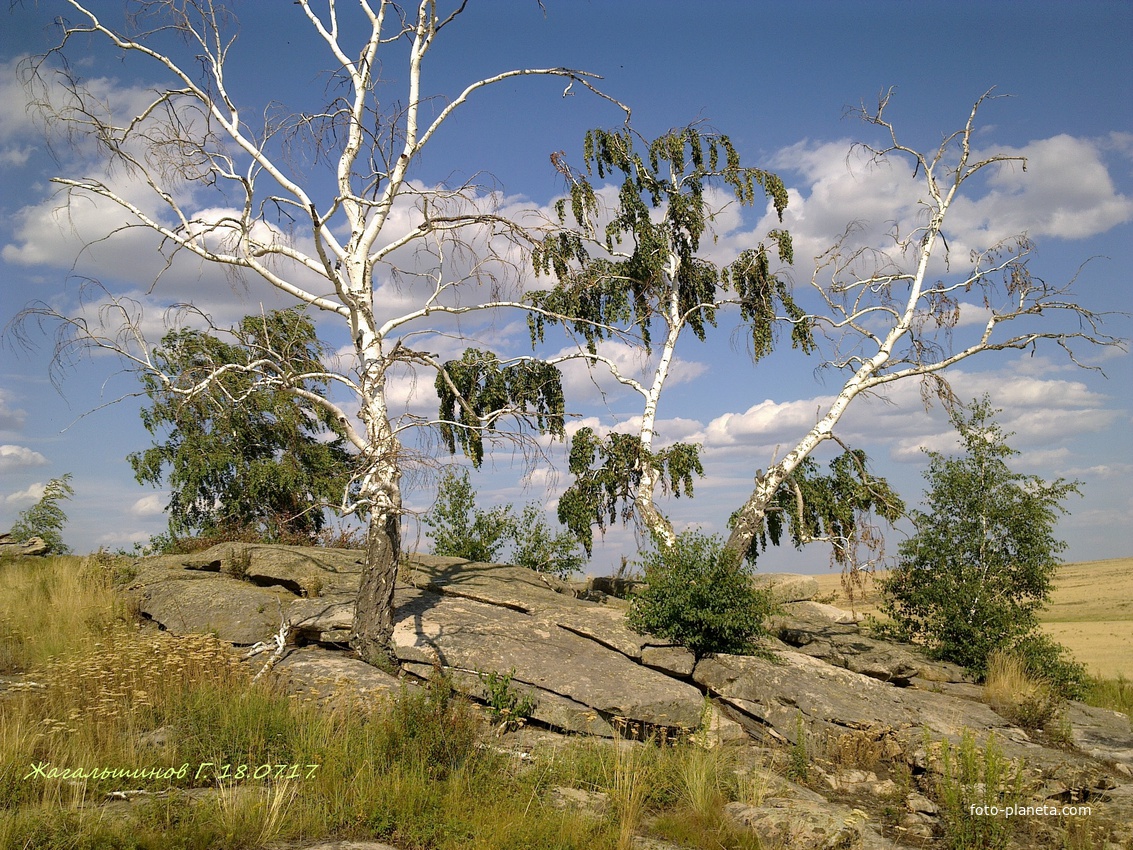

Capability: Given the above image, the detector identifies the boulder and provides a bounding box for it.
[0,534,50,556]
[587,575,646,598]
[173,543,365,596]
[640,645,696,678]
[783,599,860,624]
[134,569,295,645]
[403,557,681,661]
[750,572,819,603]
[1067,702,1133,769]
[772,608,947,685]
[271,646,404,710]
[286,599,356,644]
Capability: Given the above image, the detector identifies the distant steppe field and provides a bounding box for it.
[810,557,1133,679]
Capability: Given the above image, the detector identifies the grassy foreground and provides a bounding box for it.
[0,555,774,850]
[2,554,1130,850]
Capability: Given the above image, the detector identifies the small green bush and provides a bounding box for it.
[509,503,585,578]
[627,531,775,657]
[479,667,537,731]
[424,469,584,576]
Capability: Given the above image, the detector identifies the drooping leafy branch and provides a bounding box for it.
[556,427,704,556]
[434,349,566,467]
[732,448,904,569]
[531,127,808,358]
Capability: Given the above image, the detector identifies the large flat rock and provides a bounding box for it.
[392,584,705,735]
[403,557,695,675]
[271,646,404,710]
[135,570,295,645]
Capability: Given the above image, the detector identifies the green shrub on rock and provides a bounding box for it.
[628,531,775,657]
[879,398,1084,685]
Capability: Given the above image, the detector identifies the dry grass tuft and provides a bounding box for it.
[984,650,1062,731]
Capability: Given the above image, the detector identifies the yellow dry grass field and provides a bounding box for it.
[810,557,1132,679]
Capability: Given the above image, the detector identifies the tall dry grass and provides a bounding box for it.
[0,554,132,674]
[983,649,1062,731]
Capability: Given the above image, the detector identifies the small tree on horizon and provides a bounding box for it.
[879,398,1081,678]
[423,469,514,563]
[423,468,584,577]
[10,473,75,555]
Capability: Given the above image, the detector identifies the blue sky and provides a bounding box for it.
[1,1,1131,572]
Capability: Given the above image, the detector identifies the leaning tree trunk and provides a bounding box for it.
[723,471,781,561]
[636,463,677,548]
[633,283,681,549]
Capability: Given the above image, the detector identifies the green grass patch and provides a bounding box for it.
[1081,674,1133,720]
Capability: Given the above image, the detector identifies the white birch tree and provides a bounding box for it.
[15,0,626,665]
[528,127,807,551]
[723,90,1120,562]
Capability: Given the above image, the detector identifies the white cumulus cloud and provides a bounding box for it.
[5,482,45,505]
[130,494,166,517]
[0,444,48,471]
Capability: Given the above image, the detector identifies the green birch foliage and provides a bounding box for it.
[508,502,586,578]
[879,399,1082,679]
[129,309,354,542]
[423,469,584,577]
[10,473,74,554]
[530,127,810,357]
[434,349,565,467]
[530,128,815,549]
[556,427,704,557]
[422,469,513,562]
[732,450,905,568]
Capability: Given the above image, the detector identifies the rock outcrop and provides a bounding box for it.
[0,533,50,557]
[124,544,1133,848]
[770,607,966,685]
